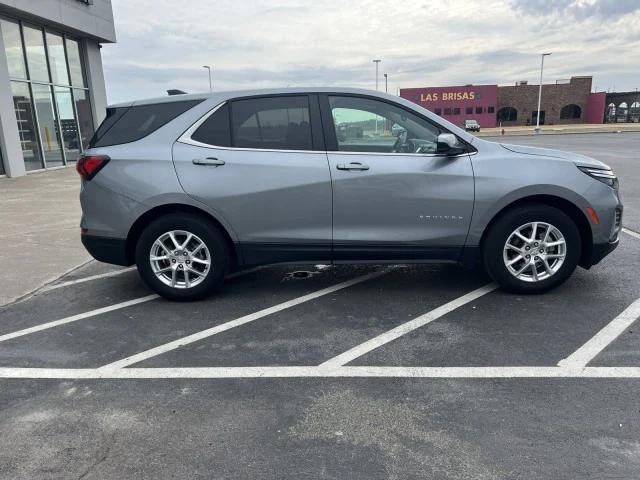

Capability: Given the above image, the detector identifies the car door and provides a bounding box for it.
[320,94,474,262]
[173,94,333,266]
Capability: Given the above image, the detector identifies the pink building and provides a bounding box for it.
[400,85,499,128]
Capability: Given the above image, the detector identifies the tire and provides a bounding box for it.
[135,213,230,301]
[482,204,581,294]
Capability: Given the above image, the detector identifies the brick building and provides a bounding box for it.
[401,76,606,128]
[496,76,595,127]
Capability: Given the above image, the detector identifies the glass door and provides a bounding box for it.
[11,81,44,171]
[31,83,64,167]
[54,86,80,161]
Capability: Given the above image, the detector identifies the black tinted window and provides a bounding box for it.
[191,103,231,146]
[231,96,312,150]
[90,107,127,146]
[90,99,202,148]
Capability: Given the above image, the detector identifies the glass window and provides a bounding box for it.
[32,83,64,167]
[90,100,202,148]
[0,138,5,175]
[192,103,231,146]
[328,95,441,154]
[54,87,80,160]
[497,107,518,122]
[453,108,461,115]
[444,108,452,115]
[65,38,85,87]
[23,25,49,82]
[46,32,70,85]
[11,81,44,171]
[1,19,27,79]
[73,88,94,150]
[488,106,495,114]
[231,96,312,150]
[434,108,442,115]
[475,106,483,114]
[466,107,473,115]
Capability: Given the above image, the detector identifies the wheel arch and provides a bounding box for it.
[479,194,594,268]
[125,203,241,271]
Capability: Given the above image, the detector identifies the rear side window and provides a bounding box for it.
[89,99,203,148]
[191,103,231,147]
[230,96,312,150]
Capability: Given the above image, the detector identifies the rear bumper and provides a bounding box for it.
[81,234,131,266]
[588,238,619,267]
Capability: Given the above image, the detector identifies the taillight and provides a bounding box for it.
[76,155,110,181]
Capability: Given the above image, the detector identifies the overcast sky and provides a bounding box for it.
[102,0,640,104]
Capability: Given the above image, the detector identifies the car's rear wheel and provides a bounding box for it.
[483,204,581,294]
[135,213,229,301]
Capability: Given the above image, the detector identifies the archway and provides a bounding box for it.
[560,104,582,120]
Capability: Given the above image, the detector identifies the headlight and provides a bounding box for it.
[578,166,619,190]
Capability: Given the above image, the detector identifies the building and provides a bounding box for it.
[400,76,607,129]
[605,91,640,123]
[0,0,115,178]
[400,84,498,129]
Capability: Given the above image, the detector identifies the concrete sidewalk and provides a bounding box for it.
[0,166,90,305]
[476,123,640,137]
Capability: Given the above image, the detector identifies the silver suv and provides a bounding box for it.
[78,88,622,301]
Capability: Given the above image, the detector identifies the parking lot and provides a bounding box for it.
[1,133,640,479]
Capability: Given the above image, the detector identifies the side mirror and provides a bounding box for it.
[436,133,466,155]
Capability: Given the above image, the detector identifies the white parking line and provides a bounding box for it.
[40,267,137,292]
[622,227,640,241]
[558,297,640,368]
[2,366,640,379]
[98,269,391,371]
[39,265,264,294]
[320,283,498,367]
[0,294,159,343]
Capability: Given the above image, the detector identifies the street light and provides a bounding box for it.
[202,65,212,92]
[372,59,381,90]
[535,53,552,133]
[383,73,388,93]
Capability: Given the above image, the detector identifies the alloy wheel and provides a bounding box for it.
[503,221,566,283]
[149,230,211,289]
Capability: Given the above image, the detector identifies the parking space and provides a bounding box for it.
[0,230,639,378]
[1,133,639,478]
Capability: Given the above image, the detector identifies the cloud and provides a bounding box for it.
[102,0,640,103]
[511,0,640,19]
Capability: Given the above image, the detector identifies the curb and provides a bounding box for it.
[0,257,94,308]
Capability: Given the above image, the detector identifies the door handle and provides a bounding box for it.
[336,162,370,171]
[193,157,225,166]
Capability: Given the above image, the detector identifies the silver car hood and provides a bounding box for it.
[500,143,609,169]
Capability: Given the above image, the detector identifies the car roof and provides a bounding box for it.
[108,87,402,108]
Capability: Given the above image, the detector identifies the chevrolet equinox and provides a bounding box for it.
[78,88,622,300]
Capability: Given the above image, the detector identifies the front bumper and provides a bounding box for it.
[589,238,619,267]
[81,234,131,266]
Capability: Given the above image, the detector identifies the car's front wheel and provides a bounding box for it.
[483,204,582,294]
[135,213,229,301]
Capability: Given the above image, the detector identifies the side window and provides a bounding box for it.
[191,103,231,146]
[328,96,441,154]
[230,96,312,150]
[90,100,203,148]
